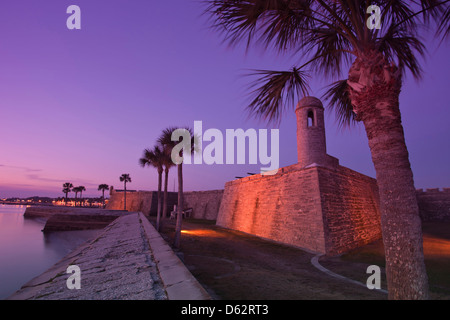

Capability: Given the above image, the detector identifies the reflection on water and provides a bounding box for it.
[0,205,99,299]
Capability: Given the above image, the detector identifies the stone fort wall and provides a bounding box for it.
[216,163,381,255]
[106,189,155,215]
[106,188,222,220]
[417,188,450,222]
[104,182,449,255]
[183,190,224,220]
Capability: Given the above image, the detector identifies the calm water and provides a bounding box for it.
[0,204,99,299]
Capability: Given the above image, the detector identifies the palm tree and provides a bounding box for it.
[78,186,86,206]
[206,0,449,300]
[161,145,175,221]
[98,184,109,208]
[119,174,132,211]
[62,182,73,203]
[139,145,165,231]
[72,186,80,206]
[158,127,197,248]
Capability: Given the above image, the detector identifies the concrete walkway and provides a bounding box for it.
[8,212,210,300]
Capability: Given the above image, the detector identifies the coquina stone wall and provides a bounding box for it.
[217,163,328,254]
[317,166,381,254]
[105,188,155,215]
[106,187,222,220]
[417,188,450,222]
[183,190,224,220]
[216,163,382,255]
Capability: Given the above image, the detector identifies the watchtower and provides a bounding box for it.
[295,96,339,168]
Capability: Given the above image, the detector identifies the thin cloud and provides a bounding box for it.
[26,174,67,184]
[0,164,42,173]
[25,174,99,188]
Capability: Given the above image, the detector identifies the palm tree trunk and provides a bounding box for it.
[102,190,105,208]
[174,163,183,248]
[163,167,169,219]
[124,183,127,211]
[156,170,163,231]
[348,53,429,299]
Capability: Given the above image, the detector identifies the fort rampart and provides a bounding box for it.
[416,188,450,222]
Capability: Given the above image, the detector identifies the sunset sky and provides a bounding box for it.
[0,1,449,198]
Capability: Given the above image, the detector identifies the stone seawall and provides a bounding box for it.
[9,213,210,300]
[24,206,130,232]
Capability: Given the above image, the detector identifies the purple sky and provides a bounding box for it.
[0,1,449,198]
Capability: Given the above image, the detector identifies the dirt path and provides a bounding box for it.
[156,218,386,300]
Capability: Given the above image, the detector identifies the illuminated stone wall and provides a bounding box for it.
[183,190,224,220]
[216,163,381,255]
[318,166,381,254]
[417,188,450,222]
[106,187,222,220]
[217,163,328,253]
[106,188,156,215]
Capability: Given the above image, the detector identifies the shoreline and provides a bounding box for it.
[23,206,130,232]
[8,212,210,300]
[0,206,101,299]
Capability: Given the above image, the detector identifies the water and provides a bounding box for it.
[0,204,99,299]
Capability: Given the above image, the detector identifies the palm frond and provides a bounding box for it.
[302,27,353,77]
[322,79,358,129]
[139,146,165,171]
[205,0,448,128]
[120,174,131,183]
[376,23,425,79]
[205,0,333,51]
[418,0,448,23]
[245,67,310,123]
[437,3,450,39]
[158,127,198,157]
[379,0,416,30]
[157,127,182,148]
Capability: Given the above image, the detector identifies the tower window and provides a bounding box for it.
[307,110,315,127]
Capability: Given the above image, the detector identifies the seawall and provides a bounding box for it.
[24,206,130,232]
[8,212,210,300]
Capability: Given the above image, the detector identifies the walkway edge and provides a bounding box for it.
[311,254,388,295]
[139,213,211,300]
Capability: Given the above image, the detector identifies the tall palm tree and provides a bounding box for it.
[161,145,175,221]
[206,0,449,300]
[120,174,132,211]
[62,182,73,203]
[78,186,86,206]
[72,186,80,206]
[139,145,165,231]
[98,184,109,208]
[158,127,197,248]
